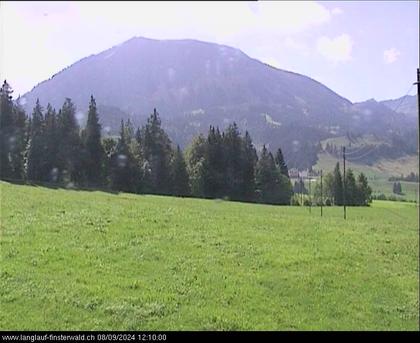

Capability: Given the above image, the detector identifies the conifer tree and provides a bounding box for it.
[110,120,138,192]
[223,123,243,200]
[241,131,258,201]
[140,109,173,195]
[274,147,289,178]
[171,145,190,196]
[57,98,83,183]
[397,182,402,194]
[392,182,397,194]
[0,80,15,179]
[277,173,293,204]
[26,99,45,181]
[332,162,343,205]
[344,169,357,205]
[42,104,59,181]
[83,95,104,186]
[9,102,27,179]
[256,145,285,204]
[135,127,142,145]
[356,172,371,205]
[125,118,135,142]
[202,126,226,198]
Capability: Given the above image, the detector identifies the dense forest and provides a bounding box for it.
[0,80,371,206]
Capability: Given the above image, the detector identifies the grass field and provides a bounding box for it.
[0,181,419,330]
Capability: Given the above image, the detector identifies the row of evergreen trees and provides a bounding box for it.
[185,125,292,204]
[312,163,372,206]
[389,172,419,183]
[392,182,403,195]
[0,81,293,205]
[291,164,372,206]
[1,80,372,206]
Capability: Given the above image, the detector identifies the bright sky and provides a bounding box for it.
[1,1,418,102]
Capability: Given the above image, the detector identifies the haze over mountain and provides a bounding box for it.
[20,36,417,169]
[380,94,417,118]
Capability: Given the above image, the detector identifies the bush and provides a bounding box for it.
[376,193,387,200]
[290,196,301,206]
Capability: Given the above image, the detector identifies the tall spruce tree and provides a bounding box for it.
[277,173,293,204]
[241,131,258,202]
[332,162,343,205]
[202,126,226,198]
[57,98,83,183]
[26,99,45,181]
[43,104,59,182]
[171,145,190,196]
[274,147,289,178]
[0,80,15,179]
[10,101,27,179]
[256,145,284,204]
[135,127,142,145]
[356,172,372,206]
[344,169,357,205]
[223,123,243,200]
[140,109,173,195]
[129,126,145,193]
[124,118,135,142]
[83,95,104,186]
[110,120,138,192]
[397,182,402,194]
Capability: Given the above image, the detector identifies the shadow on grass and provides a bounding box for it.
[1,177,120,195]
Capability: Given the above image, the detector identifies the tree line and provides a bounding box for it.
[1,80,372,206]
[392,182,403,195]
[311,163,372,206]
[290,164,372,206]
[388,172,418,183]
[0,81,293,205]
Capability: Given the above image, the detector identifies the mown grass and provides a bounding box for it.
[0,181,418,330]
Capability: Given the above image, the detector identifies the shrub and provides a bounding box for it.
[376,193,387,200]
[290,196,301,206]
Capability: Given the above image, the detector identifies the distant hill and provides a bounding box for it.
[380,94,417,118]
[19,36,416,169]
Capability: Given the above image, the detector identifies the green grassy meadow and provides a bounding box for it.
[0,181,419,330]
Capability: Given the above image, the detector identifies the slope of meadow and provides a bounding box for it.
[314,152,419,201]
[0,181,418,330]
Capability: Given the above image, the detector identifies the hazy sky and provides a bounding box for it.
[1,1,418,102]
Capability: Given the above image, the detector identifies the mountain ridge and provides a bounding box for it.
[380,94,417,117]
[19,36,416,169]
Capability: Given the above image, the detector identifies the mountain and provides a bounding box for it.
[351,98,412,134]
[380,94,417,118]
[19,36,416,169]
